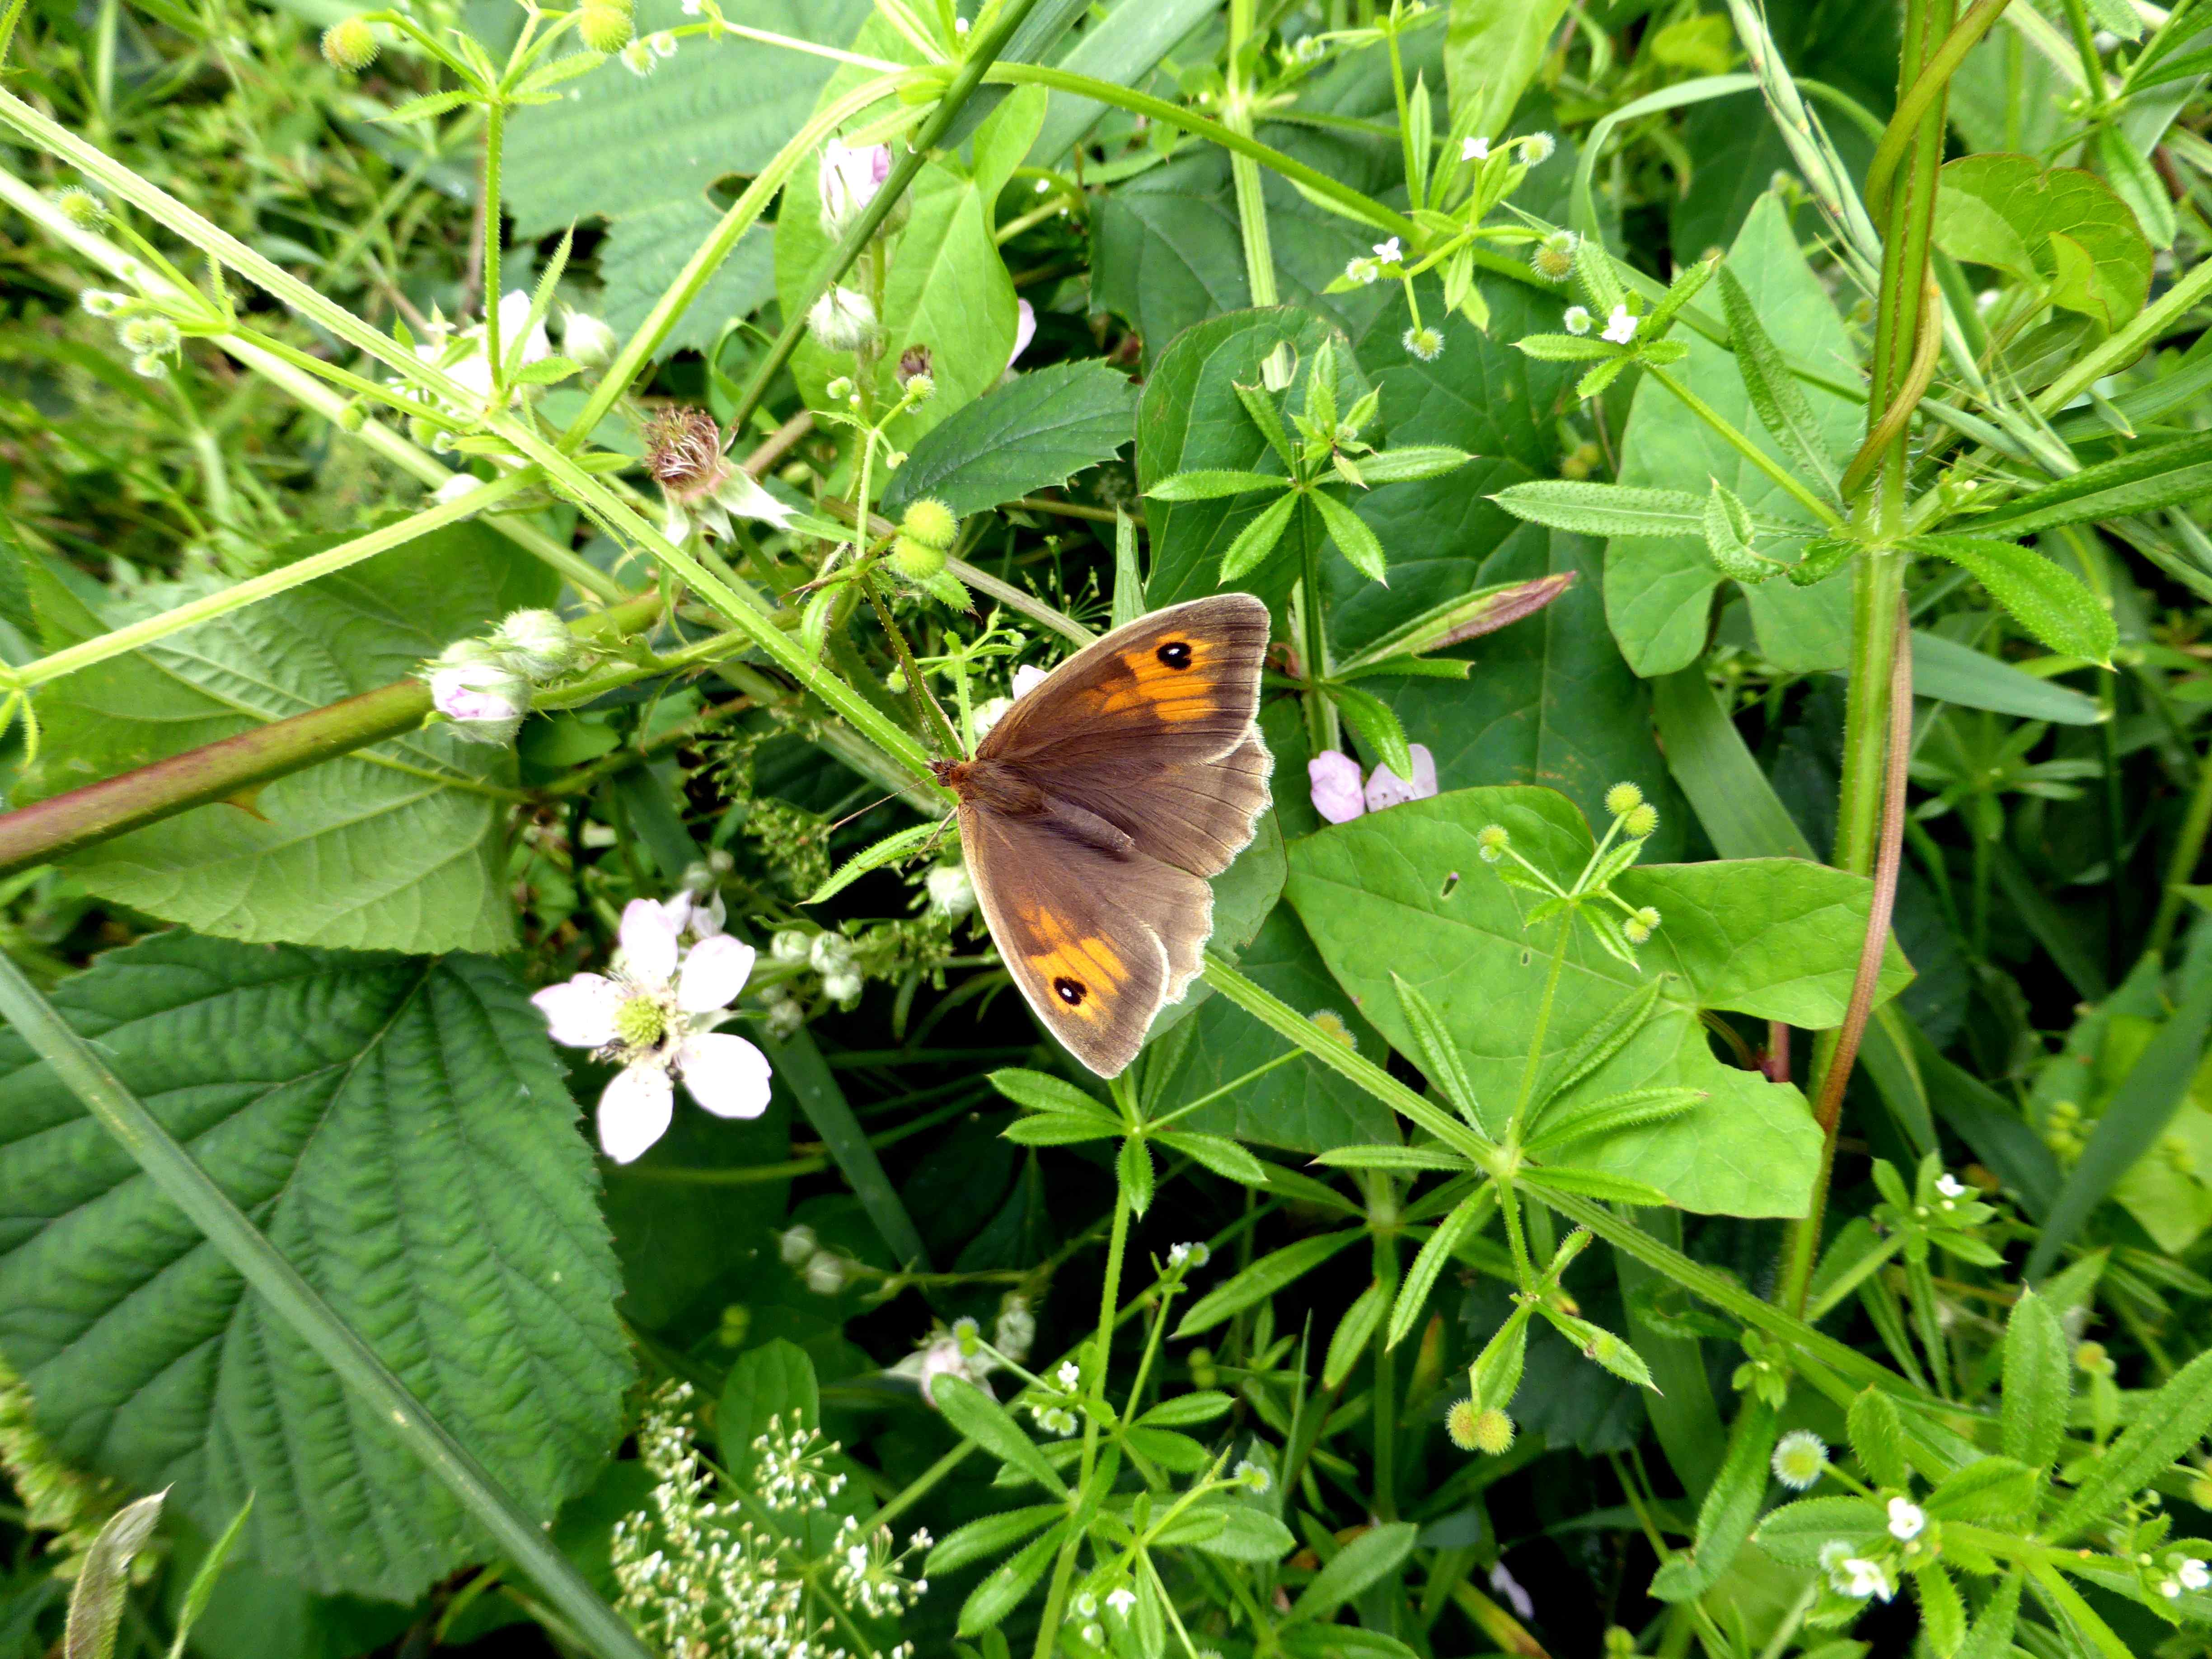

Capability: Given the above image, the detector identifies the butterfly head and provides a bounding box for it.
[929,758,970,794]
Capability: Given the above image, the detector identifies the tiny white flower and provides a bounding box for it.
[645,28,675,56]
[1461,136,1490,162]
[1056,1360,1082,1391]
[1372,236,1402,265]
[619,37,653,74]
[1842,1556,1894,1601]
[1563,305,1592,335]
[2165,1578,2185,1599]
[1601,304,1638,344]
[1105,1587,1135,1618]
[1936,1172,1967,1199]
[1345,255,1380,286]
[2180,1558,2210,1591]
[1011,663,1050,699]
[778,1224,818,1265]
[531,898,772,1162]
[1887,1497,1926,1541]
[953,12,968,31]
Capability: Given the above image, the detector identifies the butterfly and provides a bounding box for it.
[930,593,1274,1078]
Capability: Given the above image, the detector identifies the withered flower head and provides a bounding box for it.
[643,407,729,501]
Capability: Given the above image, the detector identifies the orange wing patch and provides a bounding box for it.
[1087,634,1219,724]
[1017,901,1129,1024]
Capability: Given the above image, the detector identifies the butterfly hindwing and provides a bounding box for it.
[961,802,1213,1077]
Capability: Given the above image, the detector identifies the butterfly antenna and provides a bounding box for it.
[825,794,898,837]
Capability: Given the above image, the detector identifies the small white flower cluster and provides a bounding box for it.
[1819,1540,1894,1603]
[1234,1457,1273,1494]
[1343,234,1403,287]
[1029,1357,1083,1436]
[1166,1240,1212,1272]
[778,1224,854,1296]
[619,27,676,74]
[829,1514,931,1619]
[770,927,865,1012]
[611,1382,822,1657]
[612,1383,928,1659]
[751,1413,848,1513]
[2158,1555,2212,1599]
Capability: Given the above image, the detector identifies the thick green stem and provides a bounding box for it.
[0,595,661,876]
[1223,0,1278,306]
[0,952,653,1659]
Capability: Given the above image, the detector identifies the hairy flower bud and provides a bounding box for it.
[429,649,530,743]
[806,286,880,353]
[561,307,618,369]
[493,608,580,681]
[818,139,907,239]
[321,14,378,70]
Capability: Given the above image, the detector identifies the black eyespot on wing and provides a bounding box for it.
[1156,640,1193,670]
[1053,976,1087,1006]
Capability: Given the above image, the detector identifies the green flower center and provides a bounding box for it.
[614,995,666,1050]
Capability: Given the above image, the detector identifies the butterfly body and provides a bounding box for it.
[938,594,1275,1077]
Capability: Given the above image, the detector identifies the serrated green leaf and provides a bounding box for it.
[18,524,555,953]
[2003,1288,2070,1476]
[1471,1303,1531,1413]
[2048,1348,2212,1540]
[924,1503,1062,1577]
[1849,1388,1910,1490]
[957,1517,1070,1635]
[1389,1189,1489,1350]
[1650,1398,1776,1601]
[1118,1135,1156,1215]
[166,1492,252,1659]
[1311,487,1389,583]
[1495,481,1710,538]
[1147,469,1290,502]
[719,1339,820,1478]
[1322,1279,1386,1390]
[1217,489,1302,583]
[1903,536,2117,665]
[1329,680,1413,779]
[1156,1130,1269,1185]
[1288,1522,1417,1623]
[1389,971,1484,1126]
[0,933,630,1599]
[934,1378,1069,1496]
[1716,264,1839,495]
[879,361,1139,518]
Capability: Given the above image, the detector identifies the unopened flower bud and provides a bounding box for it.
[429,651,530,743]
[618,37,653,75]
[804,1251,847,1294]
[119,315,179,355]
[131,354,168,380]
[818,139,907,239]
[1623,803,1659,838]
[321,14,378,70]
[806,286,879,353]
[1604,782,1644,817]
[771,928,812,963]
[822,968,863,1005]
[778,1223,818,1265]
[559,308,618,370]
[337,398,368,432]
[493,608,580,681]
[80,290,127,318]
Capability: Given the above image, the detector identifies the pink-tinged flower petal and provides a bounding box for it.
[1364,743,1438,812]
[598,1064,674,1162]
[619,896,681,987]
[1011,664,1049,699]
[677,1032,773,1119]
[676,935,756,1013]
[1007,298,1036,372]
[1308,750,1367,823]
[532,974,623,1047]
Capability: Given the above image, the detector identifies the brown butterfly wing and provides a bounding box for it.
[961,802,1213,1076]
[980,594,1274,876]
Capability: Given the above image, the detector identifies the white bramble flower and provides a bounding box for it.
[532,897,772,1162]
[1601,304,1638,344]
[891,1327,998,1405]
[1563,305,1592,335]
[1011,663,1050,699]
[1887,1497,1926,1541]
[1771,1429,1828,1490]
